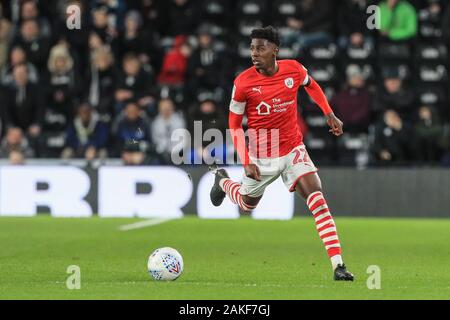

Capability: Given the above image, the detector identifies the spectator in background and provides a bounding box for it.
[152,98,186,164]
[112,101,153,165]
[413,105,444,164]
[379,0,418,42]
[2,64,44,140]
[443,2,450,50]
[115,53,157,116]
[62,103,109,161]
[85,46,116,121]
[8,150,26,165]
[0,127,35,160]
[332,65,372,133]
[89,5,117,46]
[18,0,51,38]
[164,0,198,37]
[1,46,39,85]
[117,10,160,69]
[186,25,224,102]
[338,0,375,49]
[91,0,126,33]
[10,19,50,72]
[0,4,12,70]
[54,1,90,74]
[45,43,81,127]
[284,0,336,53]
[157,35,191,88]
[372,109,412,165]
[372,68,415,118]
[188,99,227,164]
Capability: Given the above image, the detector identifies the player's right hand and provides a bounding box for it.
[244,164,262,181]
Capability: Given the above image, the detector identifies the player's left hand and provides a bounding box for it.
[326,113,344,137]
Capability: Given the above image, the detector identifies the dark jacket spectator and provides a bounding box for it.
[187,27,225,98]
[44,44,82,130]
[1,45,39,85]
[293,0,336,34]
[85,46,116,120]
[62,104,109,160]
[2,64,45,137]
[372,109,412,165]
[163,0,198,37]
[10,19,50,72]
[117,10,161,70]
[112,101,153,165]
[372,72,415,118]
[0,127,35,159]
[0,5,12,70]
[17,0,52,38]
[332,65,372,133]
[338,0,376,48]
[115,53,156,115]
[413,105,444,163]
[443,3,450,48]
[89,5,117,46]
[284,0,336,50]
[188,99,227,164]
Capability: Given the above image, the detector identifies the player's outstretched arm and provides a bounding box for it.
[229,111,261,181]
[304,77,344,137]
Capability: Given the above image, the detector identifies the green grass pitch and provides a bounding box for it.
[1,216,450,300]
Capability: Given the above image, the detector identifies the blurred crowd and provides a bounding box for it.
[0,0,449,167]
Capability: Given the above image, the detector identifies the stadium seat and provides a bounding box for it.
[345,42,376,61]
[237,18,265,37]
[418,64,449,83]
[235,0,269,21]
[39,132,66,158]
[415,43,448,63]
[378,42,412,61]
[307,63,339,83]
[201,0,230,27]
[417,83,447,107]
[337,133,369,166]
[270,0,298,25]
[306,43,339,61]
[343,62,376,83]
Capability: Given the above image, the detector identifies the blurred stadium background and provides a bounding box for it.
[1,0,450,300]
[0,0,449,218]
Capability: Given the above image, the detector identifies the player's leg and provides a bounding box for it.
[210,165,272,213]
[295,173,354,281]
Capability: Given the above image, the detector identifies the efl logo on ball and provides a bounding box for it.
[148,247,184,281]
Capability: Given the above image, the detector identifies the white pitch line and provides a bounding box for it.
[119,218,174,231]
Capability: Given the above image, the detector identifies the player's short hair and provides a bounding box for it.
[250,26,280,47]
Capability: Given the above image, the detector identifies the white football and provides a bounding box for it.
[147,247,184,281]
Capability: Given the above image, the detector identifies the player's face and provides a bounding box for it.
[250,39,277,70]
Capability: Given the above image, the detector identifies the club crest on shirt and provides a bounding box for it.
[284,78,294,89]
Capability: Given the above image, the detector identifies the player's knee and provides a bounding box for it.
[240,195,261,212]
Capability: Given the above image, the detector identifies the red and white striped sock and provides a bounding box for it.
[220,179,257,212]
[307,191,343,270]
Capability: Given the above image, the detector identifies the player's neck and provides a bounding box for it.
[257,61,279,77]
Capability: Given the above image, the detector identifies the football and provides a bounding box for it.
[147,247,184,281]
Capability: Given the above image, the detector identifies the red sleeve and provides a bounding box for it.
[229,112,250,165]
[304,77,334,116]
[229,79,250,165]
